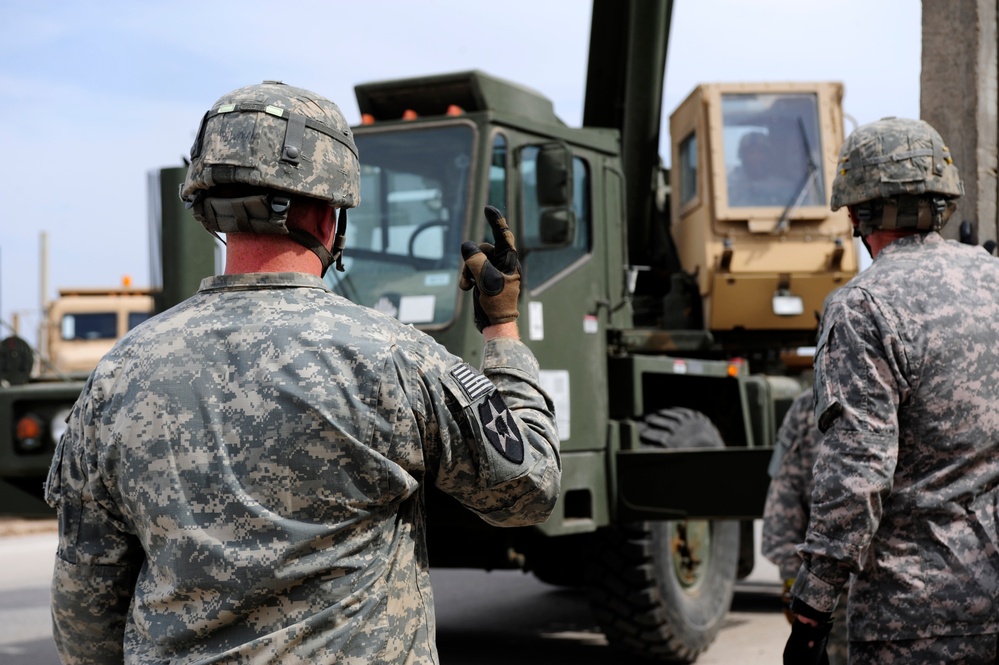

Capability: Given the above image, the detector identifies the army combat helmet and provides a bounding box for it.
[181,81,360,274]
[831,117,962,236]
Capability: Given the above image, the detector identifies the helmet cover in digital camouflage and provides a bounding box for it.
[181,80,360,236]
[831,117,962,231]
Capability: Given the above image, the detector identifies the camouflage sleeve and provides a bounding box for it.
[766,389,814,479]
[427,337,561,527]
[761,391,815,579]
[44,380,144,665]
[791,290,905,612]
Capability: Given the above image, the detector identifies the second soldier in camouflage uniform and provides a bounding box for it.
[763,388,848,665]
[45,81,561,664]
[783,117,999,664]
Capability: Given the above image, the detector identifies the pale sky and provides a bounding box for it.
[0,0,921,343]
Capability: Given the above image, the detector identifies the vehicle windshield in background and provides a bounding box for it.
[722,93,825,208]
[61,313,117,340]
[326,124,474,328]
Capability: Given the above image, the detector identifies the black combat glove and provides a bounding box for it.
[459,206,521,333]
[783,597,833,665]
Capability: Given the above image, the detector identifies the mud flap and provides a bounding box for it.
[616,447,773,521]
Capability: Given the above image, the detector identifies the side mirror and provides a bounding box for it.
[539,208,575,245]
[534,143,575,248]
[536,143,573,207]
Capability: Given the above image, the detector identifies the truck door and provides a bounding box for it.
[516,145,607,455]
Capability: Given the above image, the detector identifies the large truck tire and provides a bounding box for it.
[587,408,740,662]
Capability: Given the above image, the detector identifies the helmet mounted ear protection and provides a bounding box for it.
[831,117,962,236]
[180,81,360,275]
[849,195,957,238]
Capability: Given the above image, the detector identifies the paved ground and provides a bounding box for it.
[1,519,790,663]
[0,517,57,538]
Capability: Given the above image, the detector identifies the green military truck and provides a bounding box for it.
[0,1,857,660]
[322,2,856,660]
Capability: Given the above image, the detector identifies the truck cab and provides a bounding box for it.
[326,72,620,540]
[44,288,155,376]
[0,286,155,486]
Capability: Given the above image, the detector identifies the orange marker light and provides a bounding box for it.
[16,414,42,441]
[446,105,464,116]
[361,113,375,125]
[402,109,418,120]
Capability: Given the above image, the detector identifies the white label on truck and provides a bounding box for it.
[424,273,450,287]
[529,301,544,340]
[538,369,570,440]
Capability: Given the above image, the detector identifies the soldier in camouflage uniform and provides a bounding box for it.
[44,81,561,665]
[783,117,999,664]
[763,387,848,665]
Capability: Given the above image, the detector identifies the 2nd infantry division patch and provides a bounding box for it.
[478,392,525,464]
[449,364,524,464]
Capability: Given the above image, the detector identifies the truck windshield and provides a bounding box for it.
[721,93,825,208]
[326,124,474,328]
[61,313,116,340]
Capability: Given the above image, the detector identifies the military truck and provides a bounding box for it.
[0,167,215,515]
[0,1,857,660]
[0,285,154,457]
[321,2,855,660]
[43,286,156,376]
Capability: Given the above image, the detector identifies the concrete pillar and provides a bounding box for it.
[920,0,998,248]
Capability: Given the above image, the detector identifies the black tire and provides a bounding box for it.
[587,408,740,662]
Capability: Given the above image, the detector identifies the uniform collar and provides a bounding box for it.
[198,271,331,293]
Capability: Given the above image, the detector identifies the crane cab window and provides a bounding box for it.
[722,93,825,208]
[678,132,698,207]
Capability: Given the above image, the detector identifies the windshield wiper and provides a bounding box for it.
[775,117,819,235]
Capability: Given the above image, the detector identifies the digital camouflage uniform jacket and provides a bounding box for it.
[764,388,849,665]
[45,272,561,664]
[792,232,999,642]
[762,388,817,580]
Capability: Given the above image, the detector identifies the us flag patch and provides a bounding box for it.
[450,364,495,401]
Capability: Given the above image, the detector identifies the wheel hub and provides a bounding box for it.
[670,520,711,589]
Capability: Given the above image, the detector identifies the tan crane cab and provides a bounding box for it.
[670,82,858,334]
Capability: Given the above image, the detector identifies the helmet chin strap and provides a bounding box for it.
[288,207,348,277]
[288,228,333,276]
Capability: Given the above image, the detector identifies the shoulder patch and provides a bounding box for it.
[450,364,495,401]
[478,392,525,464]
